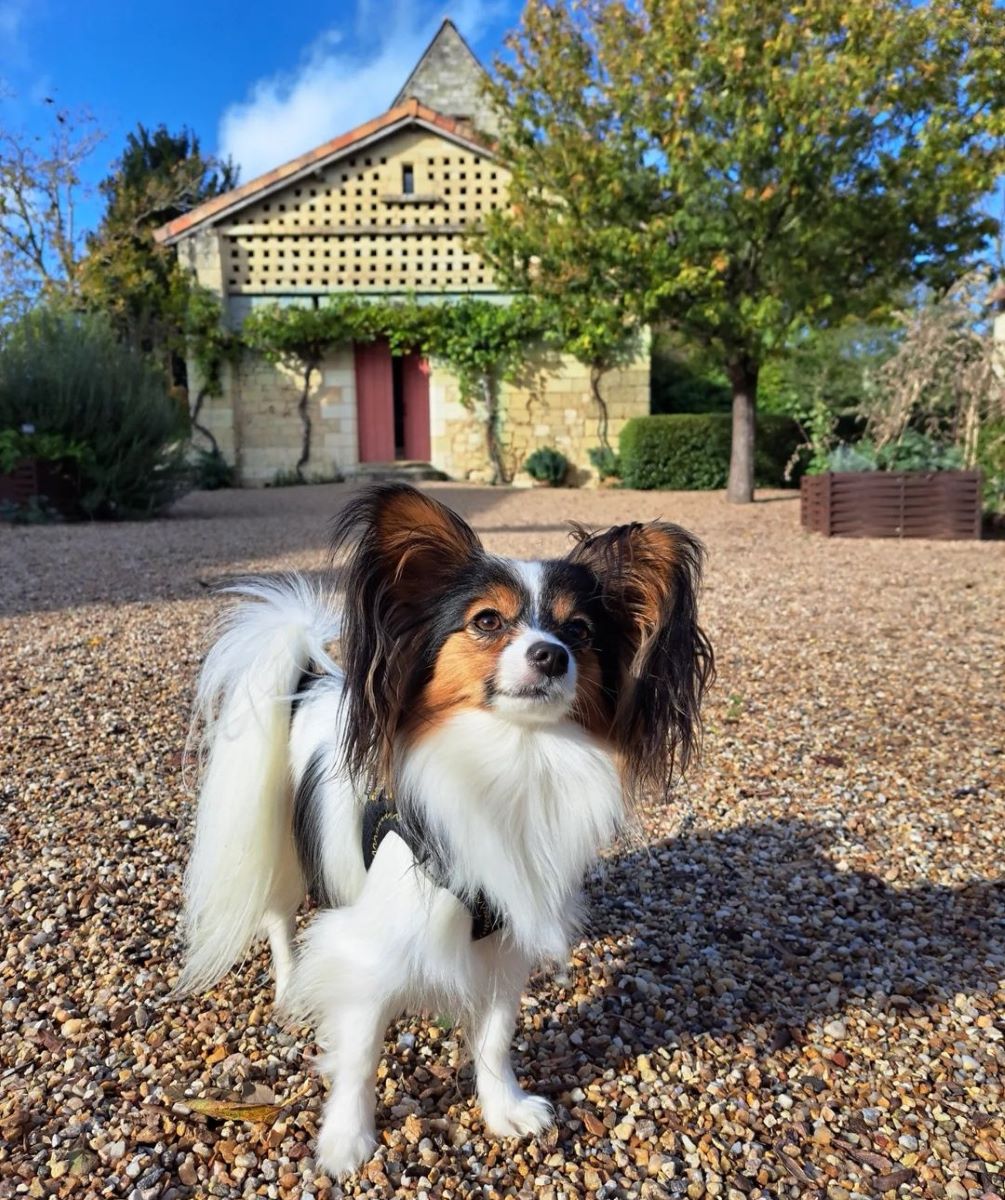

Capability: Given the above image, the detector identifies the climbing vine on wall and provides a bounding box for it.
[182,286,240,458]
[208,292,627,483]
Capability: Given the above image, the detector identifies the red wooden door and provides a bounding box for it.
[402,353,431,461]
[355,341,394,462]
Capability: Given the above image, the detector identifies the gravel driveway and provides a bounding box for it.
[2,483,1003,1200]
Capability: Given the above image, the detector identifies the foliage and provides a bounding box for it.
[867,273,1005,467]
[421,296,545,483]
[824,431,965,473]
[528,290,642,454]
[977,421,1005,515]
[757,322,899,472]
[483,0,1005,502]
[523,446,569,485]
[241,295,549,484]
[650,330,731,415]
[243,304,349,481]
[183,286,241,457]
[0,494,61,524]
[587,444,620,480]
[0,106,103,317]
[190,447,234,490]
[619,413,801,490]
[0,426,89,474]
[79,124,237,375]
[873,431,963,473]
[824,443,878,473]
[0,308,188,517]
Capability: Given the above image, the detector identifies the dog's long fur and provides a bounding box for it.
[179,485,713,1177]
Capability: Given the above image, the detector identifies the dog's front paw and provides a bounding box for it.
[316,1122,377,1180]
[482,1091,554,1139]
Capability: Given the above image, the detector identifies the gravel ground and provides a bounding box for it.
[2,482,1004,1200]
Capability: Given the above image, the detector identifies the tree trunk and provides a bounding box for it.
[590,363,612,454]
[726,359,759,504]
[190,385,221,458]
[482,373,509,485]
[295,364,317,482]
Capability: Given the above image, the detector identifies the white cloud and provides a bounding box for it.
[0,0,32,75]
[0,0,26,43]
[218,0,500,182]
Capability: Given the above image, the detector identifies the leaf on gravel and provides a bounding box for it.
[774,1141,817,1187]
[179,1096,284,1123]
[872,1168,917,1192]
[68,1150,98,1175]
[164,1083,309,1125]
[580,1110,607,1137]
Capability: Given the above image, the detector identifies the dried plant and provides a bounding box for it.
[868,273,1005,467]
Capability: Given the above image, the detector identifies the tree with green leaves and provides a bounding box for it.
[80,125,236,374]
[483,0,1005,501]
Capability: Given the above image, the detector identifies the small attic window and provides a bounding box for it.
[402,164,415,195]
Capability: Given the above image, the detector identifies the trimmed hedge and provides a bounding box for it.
[620,413,804,490]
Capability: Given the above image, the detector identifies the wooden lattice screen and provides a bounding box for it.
[221,129,505,294]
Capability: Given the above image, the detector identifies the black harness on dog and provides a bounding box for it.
[292,667,503,942]
[360,792,504,942]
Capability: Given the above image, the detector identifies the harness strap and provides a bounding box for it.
[361,793,504,941]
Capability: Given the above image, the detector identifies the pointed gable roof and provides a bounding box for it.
[153,100,495,245]
[393,19,499,136]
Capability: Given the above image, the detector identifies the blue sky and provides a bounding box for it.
[0,0,521,231]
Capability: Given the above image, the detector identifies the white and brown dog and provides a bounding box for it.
[178,484,713,1177]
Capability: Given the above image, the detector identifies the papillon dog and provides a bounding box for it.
[178,484,713,1178]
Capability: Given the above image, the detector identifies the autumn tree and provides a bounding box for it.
[80,125,236,374]
[483,0,1005,501]
[0,105,103,318]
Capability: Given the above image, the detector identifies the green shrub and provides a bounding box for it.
[875,429,962,472]
[0,309,189,518]
[619,413,802,490]
[523,446,569,486]
[824,431,965,474]
[587,445,621,480]
[976,421,1005,514]
[0,427,89,475]
[825,442,878,472]
[191,448,235,491]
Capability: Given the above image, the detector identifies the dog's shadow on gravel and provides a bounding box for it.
[563,818,1003,1062]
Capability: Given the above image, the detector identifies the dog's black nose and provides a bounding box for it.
[527,640,569,678]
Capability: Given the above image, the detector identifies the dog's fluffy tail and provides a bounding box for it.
[178,575,340,995]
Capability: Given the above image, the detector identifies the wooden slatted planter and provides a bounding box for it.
[800,471,982,540]
[0,458,80,517]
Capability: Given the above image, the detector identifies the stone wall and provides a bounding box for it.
[197,348,359,486]
[429,335,651,484]
[191,335,650,486]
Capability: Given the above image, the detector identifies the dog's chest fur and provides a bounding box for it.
[396,709,623,959]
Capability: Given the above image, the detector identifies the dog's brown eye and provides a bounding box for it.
[566,618,592,644]
[472,609,504,633]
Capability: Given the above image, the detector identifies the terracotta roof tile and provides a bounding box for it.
[153,100,496,245]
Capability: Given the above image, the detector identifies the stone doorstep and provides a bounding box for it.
[350,461,449,483]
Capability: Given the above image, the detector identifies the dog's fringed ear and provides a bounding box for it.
[331,484,482,784]
[567,520,714,796]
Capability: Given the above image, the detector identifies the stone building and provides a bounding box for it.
[155,21,650,485]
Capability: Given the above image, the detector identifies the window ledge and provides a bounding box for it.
[380,193,441,205]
